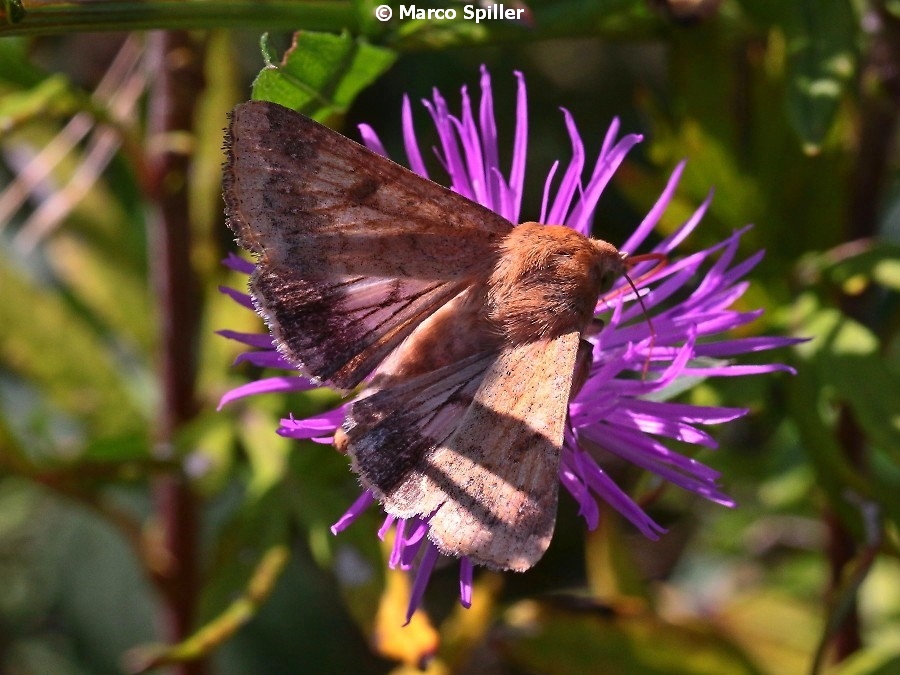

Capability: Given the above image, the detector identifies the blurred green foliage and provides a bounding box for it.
[0,1,898,674]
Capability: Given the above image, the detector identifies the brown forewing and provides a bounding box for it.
[223,101,513,389]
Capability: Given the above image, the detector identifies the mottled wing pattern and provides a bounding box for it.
[346,331,580,572]
[346,351,495,506]
[223,101,513,389]
[252,269,461,389]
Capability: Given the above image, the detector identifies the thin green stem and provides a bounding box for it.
[0,0,673,45]
[0,0,356,36]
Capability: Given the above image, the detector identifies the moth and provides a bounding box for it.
[224,101,648,573]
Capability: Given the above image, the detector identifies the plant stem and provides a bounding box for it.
[826,1,900,665]
[145,30,205,675]
[0,0,356,36]
[0,0,671,44]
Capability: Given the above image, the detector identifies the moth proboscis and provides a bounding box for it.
[223,100,653,572]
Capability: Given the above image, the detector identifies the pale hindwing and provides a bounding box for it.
[346,352,496,506]
[347,331,580,572]
[423,331,580,572]
[223,100,514,389]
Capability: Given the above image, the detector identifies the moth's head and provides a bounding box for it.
[588,238,627,296]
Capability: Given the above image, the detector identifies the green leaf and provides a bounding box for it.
[787,365,857,518]
[251,31,396,120]
[79,431,150,463]
[0,74,85,133]
[46,234,154,360]
[782,0,857,153]
[795,302,900,464]
[283,440,386,636]
[1,0,26,25]
[351,0,392,40]
[788,295,900,532]
[714,592,820,674]
[0,258,148,452]
[128,544,291,673]
[0,36,46,87]
[198,486,291,624]
[834,647,900,675]
[886,0,900,20]
[497,599,764,675]
[811,242,900,293]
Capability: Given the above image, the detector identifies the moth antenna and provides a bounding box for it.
[621,251,667,379]
[594,252,666,378]
[598,252,667,304]
[623,251,667,279]
[623,271,656,380]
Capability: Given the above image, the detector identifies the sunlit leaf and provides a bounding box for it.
[788,295,900,532]
[251,30,396,120]
[0,259,148,450]
[0,74,85,133]
[497,599,763,674]
[283,438,387,636]
[47,235,154,357]
[747,0,858,153]
[715,592,819,674]
[126,545,290,674]
[0,36,47,87]
[803,242,900,294]
[192,30,241,272]
[197,486,291,624]
[833,647,900,675]
[794,301,900,464]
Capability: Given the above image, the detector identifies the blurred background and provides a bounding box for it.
[0,1,898,673]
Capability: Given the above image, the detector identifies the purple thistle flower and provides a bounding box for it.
[219,67,799,623]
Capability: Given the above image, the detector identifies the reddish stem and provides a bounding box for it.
[145,30,206,675]
[827,1,900,665]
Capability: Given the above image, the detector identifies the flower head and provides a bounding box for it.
[220,67,798,623]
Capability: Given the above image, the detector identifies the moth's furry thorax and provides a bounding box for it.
[487,223,625,344]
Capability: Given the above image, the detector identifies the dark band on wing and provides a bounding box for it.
[252,265,466,390]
